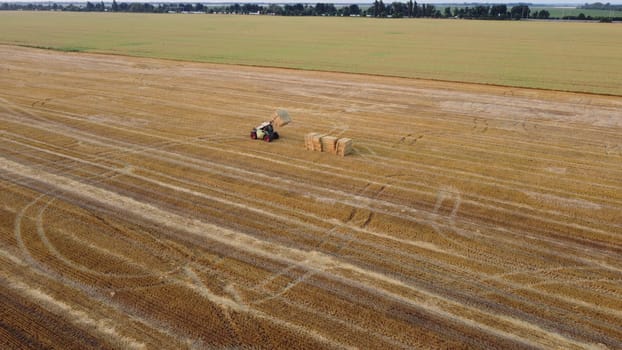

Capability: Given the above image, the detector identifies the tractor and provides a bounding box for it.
[250,121,279,142]
[250,109,291,143]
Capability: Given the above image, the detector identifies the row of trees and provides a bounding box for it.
[0,1,534,19]
[369,0,439,18]
[1,2,619,21]
[451,5,535,19]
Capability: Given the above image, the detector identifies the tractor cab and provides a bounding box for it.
[251,121,279,142]
[249,109,291,143]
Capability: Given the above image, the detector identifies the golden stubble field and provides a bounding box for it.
[1,45,622,349]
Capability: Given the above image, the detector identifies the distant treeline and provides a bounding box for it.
[0,1,531,19]
[0,2,619,21]
[579,2,622,11]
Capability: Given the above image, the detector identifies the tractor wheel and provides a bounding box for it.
[273,131,279,140]
[263,134,271,142]
[250,131,257,139]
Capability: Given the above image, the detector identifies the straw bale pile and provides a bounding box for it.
[273,109,292,127]
[321,136,338,154]
[336,138,353,157]
[305,133,353,156]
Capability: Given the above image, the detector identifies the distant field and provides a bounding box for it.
[0,11,621,95]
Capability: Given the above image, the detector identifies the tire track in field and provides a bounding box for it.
[9,64,622,193]
[248,143,622,236]
[9,153,620,348]
[6,48,622,149]
[6,119,622,314]
[166,142,622,326]
[3,135,496,300]
[187,260,417,348]
[9,182,159,348]
[15,105,620,250]
[9,167,183,289]
[2,152,351,347]
[327,129,622,206]
[366,135,622,197]
[2,156,609,349]
[6,176,341,348]
[0,246,216,349]
[199,143,622,251]
[6,157,622,342]
[7,110,620,266]
[6,81,622,228]
[182,265,353,349]
[4,110,622,330]
[34,189,160,279]
[185,70,622,153]
[2,124,493,269]
[4,47,622,348]
[193,77,622,183]
[1,157,374,349]
[2,276,146,350]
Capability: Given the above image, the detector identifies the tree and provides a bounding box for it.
[283,3,304,16]
[315,3,337,16]
[539,9,550,18]
[230,3,241,13]
[112,0,118,12]
[421,3,435,17]
[348,4,360,16]
[391,2,407,17]
[444,7,452,17]
[510,5,530,19]
[266,4,283,15]
[474,5,489,18]
[371,0,386,17]
[490,4,507,18]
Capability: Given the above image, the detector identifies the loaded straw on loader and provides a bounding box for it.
[250,109,292,142]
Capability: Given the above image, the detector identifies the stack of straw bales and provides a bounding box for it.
[273,109,292,127]
[305,132,353,156]
[336,138,353,157]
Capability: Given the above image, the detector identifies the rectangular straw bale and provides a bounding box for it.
[312,134,324,152]
[304,132,318,150]
[273,109,292,127]
[336,138,353,156]
[321,136,338,154]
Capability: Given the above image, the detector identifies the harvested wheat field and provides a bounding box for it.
[1,45,622,349]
